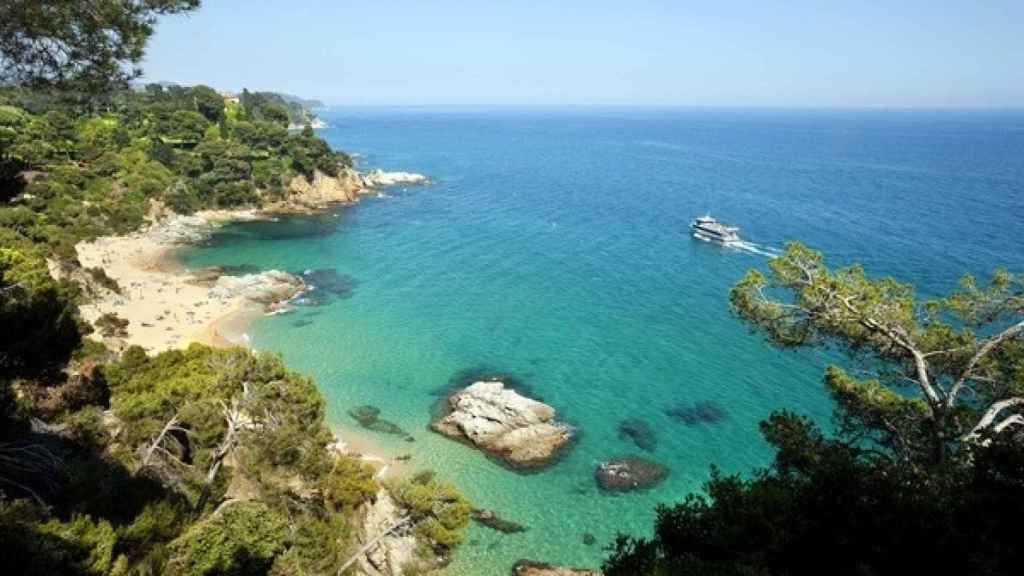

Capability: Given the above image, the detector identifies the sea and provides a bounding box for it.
[179,107,1024,574]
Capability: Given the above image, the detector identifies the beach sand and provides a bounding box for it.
[72,210,288,354]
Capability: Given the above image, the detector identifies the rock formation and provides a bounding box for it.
[279,168,428,213]
[209,270,305,307]
[359,169,429,188]
[358,490,418,576]
[595,455,669,492]
[283,168,365,210]
[431,380,573,469]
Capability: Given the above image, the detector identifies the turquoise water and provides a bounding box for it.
[181,108,1024,574]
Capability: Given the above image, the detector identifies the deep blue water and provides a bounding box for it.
[181,108,1024,574]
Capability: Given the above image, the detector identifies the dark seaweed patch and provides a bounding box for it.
[296,268,360,305]
[348,405,413,440]
[617,417,657,452]
[666,400,728,426]
[471,509,527,534]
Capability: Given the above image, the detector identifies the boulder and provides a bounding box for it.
[431,380,573,469]
[595,456,669,492]
[511,560,600,576]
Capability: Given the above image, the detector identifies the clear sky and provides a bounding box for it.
[142,0,1024,107]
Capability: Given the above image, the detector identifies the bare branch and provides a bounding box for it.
[948,320,1024,408]
[993,414,1024,435]
[140,412,181,469]
[965,397,1024,442]
[338,516,412,576]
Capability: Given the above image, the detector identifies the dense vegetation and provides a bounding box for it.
[0,82,351,260]
[604,243,1024,575]
[0,5,467,575]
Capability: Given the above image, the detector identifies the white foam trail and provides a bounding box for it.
[728,241,780,258]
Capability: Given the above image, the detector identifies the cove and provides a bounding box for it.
[179,107,1024,574]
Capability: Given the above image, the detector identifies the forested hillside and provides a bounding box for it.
[0,3,468,574]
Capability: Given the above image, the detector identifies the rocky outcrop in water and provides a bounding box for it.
[280,168,429,213]
[209,270,305,306]
[431,380,573,469]
[359,169,429,188]
[595,455,669,492]
[511,560,601,576]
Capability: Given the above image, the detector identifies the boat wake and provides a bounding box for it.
[728,240,780,258]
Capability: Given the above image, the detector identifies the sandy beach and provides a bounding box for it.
[68,168,430,354]
[72,209,301,353]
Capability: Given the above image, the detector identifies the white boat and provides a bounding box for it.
[691,215,740,244]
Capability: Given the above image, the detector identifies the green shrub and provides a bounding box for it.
[95,312,129,337]
[165,502,288,576]
[86,267,121,294]
[390,471,471,553]
[322,455,379,511]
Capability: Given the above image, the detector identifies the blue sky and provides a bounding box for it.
[143,0,1024,107]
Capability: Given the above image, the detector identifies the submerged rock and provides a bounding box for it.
[617,417,657,452]
[431,380,573,469]
[665,400,728,426]
[511,560,600,576]
[581,532,596,546]
[471,509,527,534]
[595,455,669,492]
[349,405,413,440]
